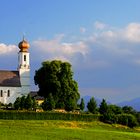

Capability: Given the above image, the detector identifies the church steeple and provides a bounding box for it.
[18,38,30,69]
[18,38,30,95]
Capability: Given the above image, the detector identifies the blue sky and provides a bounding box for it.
[0,0,140,103]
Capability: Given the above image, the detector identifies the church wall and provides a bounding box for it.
[19,69,30,95]
[0,87,21,104]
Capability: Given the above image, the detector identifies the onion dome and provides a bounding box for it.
[18,38,30,52]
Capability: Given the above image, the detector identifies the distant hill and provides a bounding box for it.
[118,97,140,111]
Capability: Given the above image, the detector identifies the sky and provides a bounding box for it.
[0,0,140,103]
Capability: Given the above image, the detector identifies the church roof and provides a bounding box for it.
[0,70,21,87]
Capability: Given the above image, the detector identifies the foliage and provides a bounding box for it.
[135,112,140,125]
[34,60,80,111]
[79,98,85,111]
[32,98,38,110]
[108,104,122,114]
[42,93,55,111]
[20,96,26,110]
[14,94,37,110]
[0,111,99,121]
[41,98,48,111]
[117,114,138,128]
[24,94,33,110]
[14,97,21,110]
[98,100,138,127]
[87,97,97,114]
[100,112,118,124]
[122,106,136,114]
[99,99,108,115]
[65,97,77,111]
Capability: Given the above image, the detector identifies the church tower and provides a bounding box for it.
[18,38,30,95]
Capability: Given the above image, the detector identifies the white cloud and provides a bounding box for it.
[124,23,140,43]
[80,27,86,33]
[32,22,140,69]
[94,21,107,30]
[0,43,18,55]
[32,34,89,63]
[90,22,140,61]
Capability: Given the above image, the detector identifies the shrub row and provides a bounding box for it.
[0,111,99,121]
[100,113,138,128]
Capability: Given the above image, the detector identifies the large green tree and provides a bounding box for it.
[34,60,80,110]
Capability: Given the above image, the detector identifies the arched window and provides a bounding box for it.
[7,90,10,97]
[24,55,26,61]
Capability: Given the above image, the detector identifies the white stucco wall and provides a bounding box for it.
[19,69,30,95]
[0,87,21,104]
[18,52,30,69]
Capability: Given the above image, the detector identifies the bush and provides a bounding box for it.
[100,113,118,124]
[14,94,38,110]
[135,112,140,125]
[0,111,100,121]
[117,114,138,128]
[14,97,21,110]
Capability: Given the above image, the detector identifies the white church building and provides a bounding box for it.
[0,39,30,104]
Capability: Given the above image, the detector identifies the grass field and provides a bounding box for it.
[0,120,140,140]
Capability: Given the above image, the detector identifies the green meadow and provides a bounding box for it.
[0,120,140,140]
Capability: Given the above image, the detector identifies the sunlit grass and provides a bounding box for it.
[0,120,140,140]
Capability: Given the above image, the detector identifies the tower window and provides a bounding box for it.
[7,90,10,97]
[24,55,26,61]
[0,90,3,97]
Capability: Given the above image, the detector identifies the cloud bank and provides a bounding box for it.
[32,22,140,69]
[0,43,17,55]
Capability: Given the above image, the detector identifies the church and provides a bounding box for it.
[0,39,30,104]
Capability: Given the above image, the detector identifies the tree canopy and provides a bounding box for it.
[99,99,108,115]
[80,98,85,111]
[34,60,80,110]
[87,97,97,114]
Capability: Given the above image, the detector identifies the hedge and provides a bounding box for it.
[99,113,138,128]
[0,111,99,121]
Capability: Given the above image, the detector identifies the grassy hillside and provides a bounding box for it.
[0,120,140,140]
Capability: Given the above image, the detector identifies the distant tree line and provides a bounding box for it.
[82,97,139,128]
